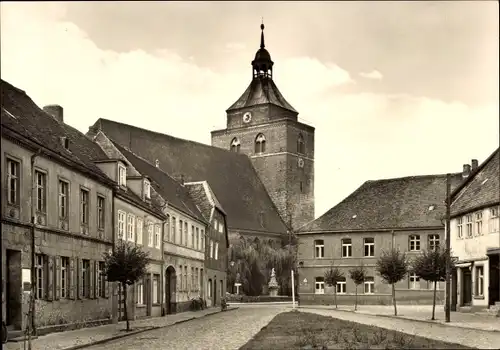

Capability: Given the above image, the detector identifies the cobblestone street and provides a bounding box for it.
[85,306,286,350]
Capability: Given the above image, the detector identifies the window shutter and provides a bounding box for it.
[47,256,54,301]
[69,258,76,300]
[78,258,83,299]
[55,256,61,300]
[104,268,109,299]
[94,261,99,298]
[89,260,95,299]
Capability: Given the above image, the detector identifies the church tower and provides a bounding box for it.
[211,23,315,231]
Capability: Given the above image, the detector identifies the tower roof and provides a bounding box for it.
[227,22,297,113]
[226,77,297,112]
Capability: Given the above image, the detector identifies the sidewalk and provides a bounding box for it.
[298,304,500,332]
[4,307,238,350]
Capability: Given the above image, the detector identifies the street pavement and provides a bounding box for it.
[85,305,286,350]
[301,307,500,349]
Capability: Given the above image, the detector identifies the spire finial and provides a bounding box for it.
[260,19,265,48]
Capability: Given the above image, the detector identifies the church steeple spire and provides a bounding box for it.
[252,21,274,79]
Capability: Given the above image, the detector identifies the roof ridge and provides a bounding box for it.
[97,118,249,159]
[366,172,461,183]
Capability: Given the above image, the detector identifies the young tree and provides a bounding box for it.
[102,240,150,331]
[411,247,456,320]
[348,265,366,311]
[324,264,344,309]
[376,248,409,316]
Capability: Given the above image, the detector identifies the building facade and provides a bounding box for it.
[450,151,500,313]
[93,132,208,313]
[211,24,315,231]
[185,181,229,307]
[2,81,115,332]
[297,172,464,305]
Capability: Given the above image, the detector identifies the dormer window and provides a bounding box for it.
[144,179,151,199]
[60,136,70,150]
[118,164,127,187]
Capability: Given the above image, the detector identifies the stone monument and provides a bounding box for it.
[268,268,279,297]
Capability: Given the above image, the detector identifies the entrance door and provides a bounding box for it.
[488,254,500,305]
[462,269,472,306]
[165,266,176,315]
[213,279,217,306]
[451,268,458,311]
[6,250,21,327]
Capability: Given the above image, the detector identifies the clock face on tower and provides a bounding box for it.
[242,112,252,123]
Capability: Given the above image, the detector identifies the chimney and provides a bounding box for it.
[43,105,64,123]
[180,174,185,186]
[462,164,471,178]
[155,159,160,168]
[471,159,479,171]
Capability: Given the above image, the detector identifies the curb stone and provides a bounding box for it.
[298,306,500,334]
[63,307,239,350]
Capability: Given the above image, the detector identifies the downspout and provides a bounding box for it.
[30,149,42,338]
[111,186,116,323]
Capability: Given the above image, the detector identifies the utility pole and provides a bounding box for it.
[445,173,451,323]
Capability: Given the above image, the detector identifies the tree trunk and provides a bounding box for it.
[392,283,397,316]
[334,285,338,309]
[432,280,437,320]
[354,285,358,311]
[123,283,130,331]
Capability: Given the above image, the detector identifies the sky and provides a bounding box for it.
[1,1,499,219]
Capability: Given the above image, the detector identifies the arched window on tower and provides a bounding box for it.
[230,138,241,153]
[254,133,266,154]
[297,134,305,154]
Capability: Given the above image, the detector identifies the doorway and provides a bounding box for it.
[165,266,176,315]
[462,268,472,306]
[488,254,500,306]
[213,279,217,306]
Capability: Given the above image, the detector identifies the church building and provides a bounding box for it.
[88,24,315,242]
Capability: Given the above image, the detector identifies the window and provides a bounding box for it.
[117,211,126,239]
[153,274,160,304]
[97,196,105,229]
[297,134,305,154]
[80,189,89,226]
[219,222,224,234]
[466,214,473,238]
[364,238,375,257]
[475,266,484,296]
[61,257,69,299]
[210,240,214,258]
[341,238,352,258]
[7,158,20,205]
[137,280,144,305]
[191,267,195,291]
[179,265,183,290]
[179,220,183,245]
[154,224,161,248]
[214,219,218,231]
[98,261,105,298]
[201,230,205,251]
[215,242,219,260]
[171,217,176,242]
[457,217,463,239]
[490,207,500,233]
[35,254,45,299]
[184,266,188,291]
[148,222,154,247]
[475,212,483,235]
[184,222,188,247]
[315,277,325,294]
[364,277,375,294]
[314,240,324,258]
[127,214,135,242]
[208,279,212,297]
[82,259,90,298]
[35,170,46,213]
[191,225,195,248]
[409,235,420,251]
[409,273,420,289]
[195,227,199,250]
[254,133,266,154]
[58,180,69,219]
[428,234,440,251]
[165,215,170,242]
[136,218,143,245]
[230,138,240,153]
[118,165,126,186]
[144,180,151,199]
[336,277,347,294]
